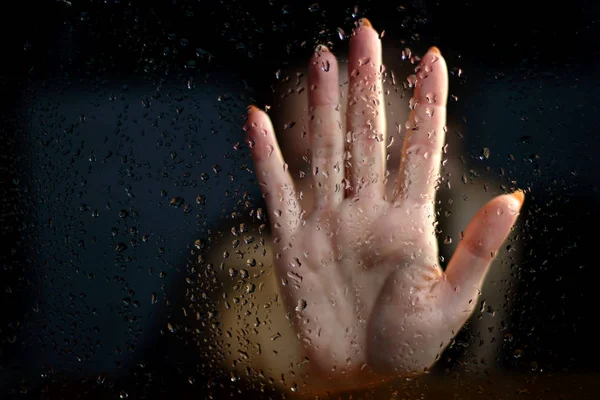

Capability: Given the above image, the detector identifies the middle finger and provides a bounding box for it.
[346,18,386,200]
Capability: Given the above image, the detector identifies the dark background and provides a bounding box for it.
[1,0,600,398]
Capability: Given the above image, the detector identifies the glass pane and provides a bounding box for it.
[2,1,599,398]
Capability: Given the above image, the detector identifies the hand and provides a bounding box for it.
[244,18,524,389]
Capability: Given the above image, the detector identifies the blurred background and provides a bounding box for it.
[1,0,600,398]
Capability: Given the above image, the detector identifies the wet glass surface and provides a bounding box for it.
[2,1,600,398]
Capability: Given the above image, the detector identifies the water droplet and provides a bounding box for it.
[295,299,307,311]
[513,349,524,358]
[290,257,302,268]
[386,136,395,149]
[115,243,127,253]
[408,97,418,110]
[481,147,490,160]
[287,271,303,283]
[358,57,371,66]
[169,197,184,207]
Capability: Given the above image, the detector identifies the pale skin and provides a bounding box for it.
[244,18,524,390]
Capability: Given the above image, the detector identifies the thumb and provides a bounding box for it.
[444,191,525,312]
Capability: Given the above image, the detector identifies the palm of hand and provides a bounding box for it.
[281,199,447,377]
[245,19,523,387]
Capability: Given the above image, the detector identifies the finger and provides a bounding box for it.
[308,45,344,210]
[396,47,448,208]
[444,191,525,311]
[346,18,385,199]
[245,106,301,244]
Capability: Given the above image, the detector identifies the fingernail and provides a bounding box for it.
[247,104,258,114]
[358,18,373,28]
[428,46,441,55]
[315,44,329,53]
[511,189,525,206]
